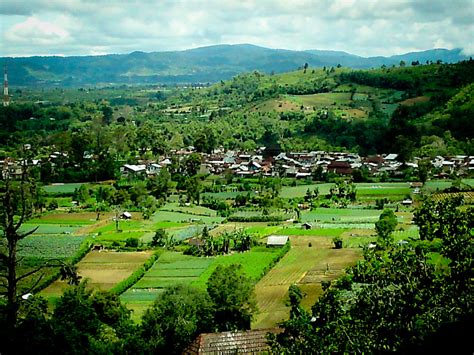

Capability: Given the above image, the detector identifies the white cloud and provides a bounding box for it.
[5,16,70,45]
[0,0,473,57]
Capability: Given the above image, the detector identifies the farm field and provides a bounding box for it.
[18,234,89,259]
[280,182,411,200]
[151,210,224,224]
[301,208,381,223]
[252,236,361,329]
[42,182,85,194]
[28,212,108,225]
[160,202,218,216]
[121,246,286,320]
[41,250,153,302]
[120,251,213,319]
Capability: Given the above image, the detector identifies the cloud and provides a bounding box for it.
[0,0,473,57]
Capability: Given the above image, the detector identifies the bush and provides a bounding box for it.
[125,237,139,248]
[333,236,343,249]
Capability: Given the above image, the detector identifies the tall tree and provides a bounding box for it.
[207,264,257,331]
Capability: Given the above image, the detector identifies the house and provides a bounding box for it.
[385,153,398,161]
[147,163,162,175]
[184,328,281,354]
[267,235,289,247]
[302,222,313,230]
[327,160,353,175]
[401,199,413,206]
[120,164,146,178]
[122,211,132,219]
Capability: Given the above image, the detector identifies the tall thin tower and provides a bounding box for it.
[3,66,10,107]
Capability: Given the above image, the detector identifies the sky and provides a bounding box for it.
[0,0,473,58]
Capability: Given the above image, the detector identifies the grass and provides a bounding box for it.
[151,210,224,224]
[191,246,285,289]
[252,236,361,329]
[280,182,411,199]
[43,183,85,194]
[275,227,346,237]
[160,203,217,216]
[301,208,381,223]
[290,92,352,106]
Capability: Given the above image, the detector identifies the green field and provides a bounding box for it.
[121,246,286,320]
[151,210,224,224]
[301,208,381,223]
[43,183,85,194]
[18,234,89,259]
[19,223,81,235]
[192,246,286,289]
[120,251,213,319]
[280,182,411,199]
[160,202,218,216]
[290,92,352,106]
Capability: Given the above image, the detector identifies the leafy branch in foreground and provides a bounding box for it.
[269,197,473,353]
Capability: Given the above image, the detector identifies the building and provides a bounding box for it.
[266,235,289,247]
[184,328,281,354]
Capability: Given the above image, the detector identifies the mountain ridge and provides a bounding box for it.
[0,44,468,87]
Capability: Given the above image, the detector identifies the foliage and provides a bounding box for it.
[207,264,258,331]
[375,208,398,248]
[140,284,214,354]
[269,197,473,353]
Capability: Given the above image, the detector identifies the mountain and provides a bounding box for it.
[0,44,469,87]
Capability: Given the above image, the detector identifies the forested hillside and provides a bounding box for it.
[0,45,468,87]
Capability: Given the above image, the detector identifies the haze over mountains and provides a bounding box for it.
[0,44,468,87]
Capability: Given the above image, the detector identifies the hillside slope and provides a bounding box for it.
[0,45,468,87]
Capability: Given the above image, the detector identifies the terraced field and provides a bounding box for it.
[120,251,212,319]
[41,250,153,302]
[252,236,361,329]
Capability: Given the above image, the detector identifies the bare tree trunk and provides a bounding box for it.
[6,236,18,328]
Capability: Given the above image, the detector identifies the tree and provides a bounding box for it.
[51,283,134,354]
[417,158,431,184]
[184,153,202,177]
[1,168,62,332]
[270,197,473,353]
[375,209,398,248]
[140,285,214,354]
[207,264,257,331]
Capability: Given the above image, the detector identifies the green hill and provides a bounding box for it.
[0,44,468,87]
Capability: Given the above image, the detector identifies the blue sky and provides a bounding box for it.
[1,0,473,57]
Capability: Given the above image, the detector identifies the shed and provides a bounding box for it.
[302,222,313,230]
[122,211,132,219]
[401,199,413,206]
[267,235,289,247]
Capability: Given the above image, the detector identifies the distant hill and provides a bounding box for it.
[0,44,469,87]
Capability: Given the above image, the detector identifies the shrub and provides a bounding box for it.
[333,236,343,249]
[125,237,139,248]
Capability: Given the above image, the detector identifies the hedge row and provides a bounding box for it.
[110,251,160,295]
